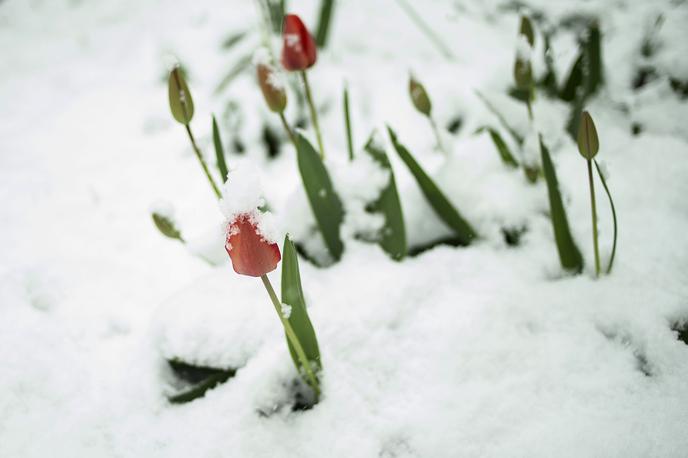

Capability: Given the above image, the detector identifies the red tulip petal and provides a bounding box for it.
[225,214,281,277]
[281,14,317,71]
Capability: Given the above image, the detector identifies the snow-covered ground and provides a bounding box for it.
[1,0,687,456]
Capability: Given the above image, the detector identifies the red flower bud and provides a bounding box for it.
[225,214,281,277]
[281,14,317,71]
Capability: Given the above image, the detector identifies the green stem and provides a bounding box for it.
[587,159,600,277]
[429,116,447,155]
[343,85,354,161]
[300,71,326,160]
[394,0,455,60]
[278,111,298,150]
[261,274,321,396]
[184,124,222,199]
[526,97,533,122]
[474,90,524,146]
[594,159,617,274]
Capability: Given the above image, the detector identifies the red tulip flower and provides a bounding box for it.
[225,214,281,277]
[281,14,317,71]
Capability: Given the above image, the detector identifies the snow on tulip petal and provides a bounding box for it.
[281,14,317,71]
[225,214,281,277]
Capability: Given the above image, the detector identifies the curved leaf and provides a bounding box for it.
[212,115,229,182]
[388,126,477,245]
[295,132,344,261]
[364,135,407,260]
[594,160,617,274]
[281,236,321,386]
[539,136,583,273]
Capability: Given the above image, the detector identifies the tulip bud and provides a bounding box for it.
[257,63,287,113]
[513,58,533,90]
[225,214,281,277]
[409,76,432,116]
[577,111,599,159]
[281,14,317,71]
[152,211,183,242]
[168,66,194,125]
[519,16,535,47]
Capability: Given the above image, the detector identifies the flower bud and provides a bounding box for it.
[168,66,194,125]
[409,76,432,116]
[257,63,287,113]
[152,211,183,241]
[225,214,281,277]
[577,110,599,159]
[281,14,317,71]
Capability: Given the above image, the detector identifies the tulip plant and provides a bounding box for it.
[408,75,447,155]
[576,110,617,277]
[224,210,321,397]
[281,14,326,159]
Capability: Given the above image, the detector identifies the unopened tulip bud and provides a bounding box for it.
[257,63,287,113]
[168,66,194,125]
[281,14,317,71]
[409,76,432,116]
[225,214,281,277]
[152,211,183,242]
[577,111,599,159]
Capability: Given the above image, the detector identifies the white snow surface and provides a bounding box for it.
[1,0,688,457]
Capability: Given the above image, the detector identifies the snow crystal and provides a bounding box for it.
[219,165,280,244]
[280,303,292,319]
[284,33,302,50]
[150,199,175,219]
[330,153,390,240]
[515,34,533,63]
[251,47,272,67]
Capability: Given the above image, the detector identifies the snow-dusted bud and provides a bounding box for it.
[257,63,287,113]
[281,14,317,71]
[225,214,281,277]
[168,66,194,125]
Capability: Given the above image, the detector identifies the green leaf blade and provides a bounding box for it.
[539,136,583,273]
[343,85,354,161]
[212,116,229,182]
[295,133,345,261]
[281,236,322,385]
[479,127,519,168]
[364,136,407,260]
[387,126,477,245]
[594,160,617,274]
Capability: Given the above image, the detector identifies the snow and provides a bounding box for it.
[1,0,688,457]
[515,34,533,63]
[219,164,280,244]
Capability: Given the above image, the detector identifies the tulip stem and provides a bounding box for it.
[184,124,222,199]
[587,159,601,277]
[261,274,321,396]
[300,71,326,160]
[278,111,298,150]
[429,116,447,155]
[395,0,455,60]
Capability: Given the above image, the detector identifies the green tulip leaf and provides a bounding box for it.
[539,135,583,273]
[364,135,407,260]
[281,236,322,390]
[295,132,345,261]
[388,126,477,245]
